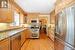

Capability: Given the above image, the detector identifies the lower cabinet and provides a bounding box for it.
[11,33,21,50]
[48,27,55,42]
[54,38,65,50]
[21,30,27,46]
[0,30,25,50]
[0,38,10,50]
[48,30,55,41]
[21,29,31,46]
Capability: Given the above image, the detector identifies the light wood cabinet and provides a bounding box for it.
[21,30,26,46]
[48,26,55,42]
[50,10,55,24]
[11,33,21,50]
[55,0,75,14]
[0,0,13,23]
[24,29,32,38]
[21,29,32,46]
[0,38,10,50]
[0,9,13,23]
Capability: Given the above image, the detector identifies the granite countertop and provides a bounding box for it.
[0,27,27,41]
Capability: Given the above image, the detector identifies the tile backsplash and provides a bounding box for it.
[0,23,8,30]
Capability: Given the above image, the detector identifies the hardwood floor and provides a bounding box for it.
[21,31,54,50]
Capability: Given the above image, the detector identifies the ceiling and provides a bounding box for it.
[15,0,56,13]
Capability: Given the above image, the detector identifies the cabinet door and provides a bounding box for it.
[48,27,55,42]
[0,38,10,50]
[11,34,21,50]
[21,30,26,46]
[50,10,55,24]
[0,9,13,23]
[0,0,13,23]
[21,29,32,46]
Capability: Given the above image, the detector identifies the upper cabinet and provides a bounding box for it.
[0,0,13,23]
[55,0,75,14]
[50,10,55,24]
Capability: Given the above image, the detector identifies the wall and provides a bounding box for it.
[27,13,39,24]
[27,13,50,25]
[39,14,50,25]
[0,23,8,31]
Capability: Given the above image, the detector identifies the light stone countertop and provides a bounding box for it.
[0,27,27,41]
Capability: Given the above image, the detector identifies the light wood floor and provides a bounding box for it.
[21,31,54,50]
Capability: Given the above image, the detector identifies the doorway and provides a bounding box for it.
[39,18,47,35]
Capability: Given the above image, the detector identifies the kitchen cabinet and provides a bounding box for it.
[49,10,55,41]
[0,38,10,50]
[0,0,13,23]
[21,30,26,46]
[11,33,21,50]
[48,25,55,42]
[0,9,13,23]
[55,0,75,14]
[50,10,55,24]
[24,29,32,38]
[21,29,32,46]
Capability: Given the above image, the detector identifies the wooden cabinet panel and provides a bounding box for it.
[21,30,26,46]
[0,38,10,50]
[48,24,55,42]
[24,29,32,38]
[54,38,64,50]
[48,29,55,42]
[11,34,21,50]
[0,9,13,23]
[21,29,32,46]
[0,0,13,23]
[55,0,75,14]
[50,10,55,24]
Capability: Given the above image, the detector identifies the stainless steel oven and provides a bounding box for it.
[30,26,39,38]
[30,19,40,38]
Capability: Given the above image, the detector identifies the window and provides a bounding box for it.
[14,11,20,26]
[10,11,20,26]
